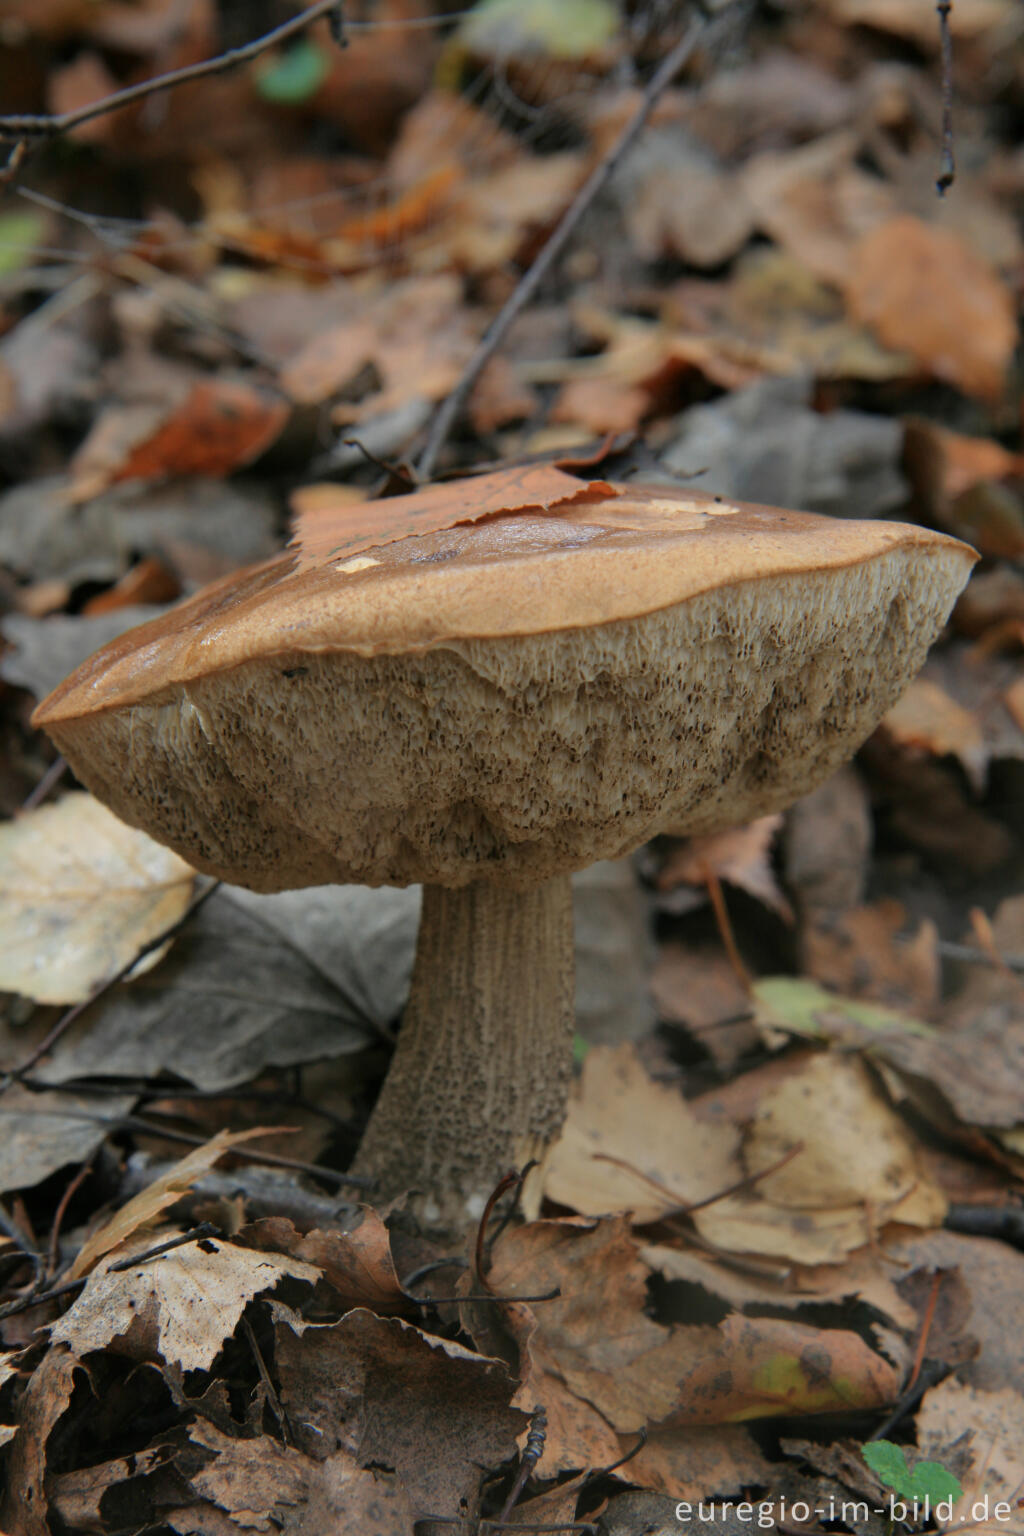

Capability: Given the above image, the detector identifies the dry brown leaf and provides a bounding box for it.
[488,1217,901,1431]
[827,0,1014,47]
[0,1083,136,1196]
[800,900,941,1016]
[274,1307,526,1520]
[241,1209,408,1314]
[694,1052,946,1263]
[0,793,196,1006]
[741,132,895,287]
[649,942,755,1068]
[917,1380,1024,1528]
[882,678,988,790]
[541,1043,740,1223]
[72,379,288,500]
[186,1421,416,1535]
[0,1347,82,1536]
[292,463,615,566]
[71,1128,283,1278]
[656,814,793,920]
[53,1233,320,1371]
[845,216,1016,402]
[619,1424,771,1504]
[641,1241,917,1330]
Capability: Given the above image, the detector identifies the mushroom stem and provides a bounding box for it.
[352,875,575,1232]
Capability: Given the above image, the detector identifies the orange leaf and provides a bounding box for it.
[292,464,617,567]
[113,379,288,484]
[845,216,1015,402]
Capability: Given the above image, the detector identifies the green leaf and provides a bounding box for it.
[0,212,46,276]
[753,976,935,1042]
[572,1033,590,1065]
[907,1460,962,1504]
[862,1441,962,1505]
[863,1440,915,1498]
[254,39,330,105]
[458,0,619,61]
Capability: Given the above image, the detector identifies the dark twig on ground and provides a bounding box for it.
[0,1223,219,1321]
[498,1406,548,1523]
[936,0,956,193]
[415,10,712,481]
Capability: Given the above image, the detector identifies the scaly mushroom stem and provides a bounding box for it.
[352,875,575,1232]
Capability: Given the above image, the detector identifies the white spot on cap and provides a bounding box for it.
[335,555,381,574]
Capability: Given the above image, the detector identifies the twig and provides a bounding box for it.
[415,11,710,480]
[0,1200,43,1288]
[0,0,347,148]
[936,0,956,194]
[0,1222,219,1320]
[0,879,222,1092]
[242,1314,294,1446]
[19,756,68,814]
[474,1170,523,1289]
[701,859,752,993]
[46,1158,94,1282]
[906,1270,941,1394]
[937,939,1024,973]
[498,1407,547,1523]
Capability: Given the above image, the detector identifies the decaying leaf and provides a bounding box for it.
[185,1421,416,1534]
[0,1084,137,1196]
[917,1380,1024,1523]
[488,1217,901,1436]
[51,1234,320,1371]
[655,814,792,920]
[32,883,418,1091]
[71,1128,284,1278]
[0,1346,82,1536]
[542,1043,740,1222]
[844,216,1016,402]
[241,1209,409,1315]
[273,1307,526,1520]
[0,793,196,1005]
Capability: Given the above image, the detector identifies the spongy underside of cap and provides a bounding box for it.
[47,546,965,889]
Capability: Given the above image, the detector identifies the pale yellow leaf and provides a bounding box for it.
[0,793,195,1004]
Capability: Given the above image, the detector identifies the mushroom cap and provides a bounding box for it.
[34,479,975,890]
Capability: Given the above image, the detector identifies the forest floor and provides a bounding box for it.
[0,1,1022,1532]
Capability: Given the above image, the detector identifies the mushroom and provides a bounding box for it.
[33,473,975,1231]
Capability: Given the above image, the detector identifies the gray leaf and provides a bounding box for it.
[34,884,421,1092]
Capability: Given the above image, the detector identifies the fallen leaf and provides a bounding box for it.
[827,0,1014,48]
[51,1234,320,1371]
[656,814,793,921]
[72,1127,283,1278]
[784,765,872,922]
[693,1050,946,1263]
[660,372,905,518]
[741,131,895,287]
[0,793,196,1006]
[185,1422,416,1534]
[0,1347,82,1536]
[649,943,755,1068]
[292,463,616,567]
[542,1043,740,1222]
[618,1424,772,1503]
[0,1084,136,1196]
[71,379,288,500]
[32,883,418,1092]
[241,1209,409,1315]
[800,900,941,1016]
[274,1307,526,1520]
[845,216,1016,402]
[917,1380,1024,1525]
[882,678,988,790]
[488,1217,901,1431]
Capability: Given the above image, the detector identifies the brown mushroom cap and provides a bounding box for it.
[34,483,975,891]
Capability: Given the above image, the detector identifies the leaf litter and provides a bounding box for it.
[0,0,1022,1531]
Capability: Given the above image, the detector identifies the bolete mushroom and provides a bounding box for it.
[33,470,975,1231]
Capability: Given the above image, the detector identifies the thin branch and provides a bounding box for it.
[936,0,956,194]
[415,12,711,481]
[0,0,346,148]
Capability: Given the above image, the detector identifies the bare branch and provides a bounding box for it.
[0,0,345,149]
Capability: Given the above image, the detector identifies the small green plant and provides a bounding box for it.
[863,1440,962,1509]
